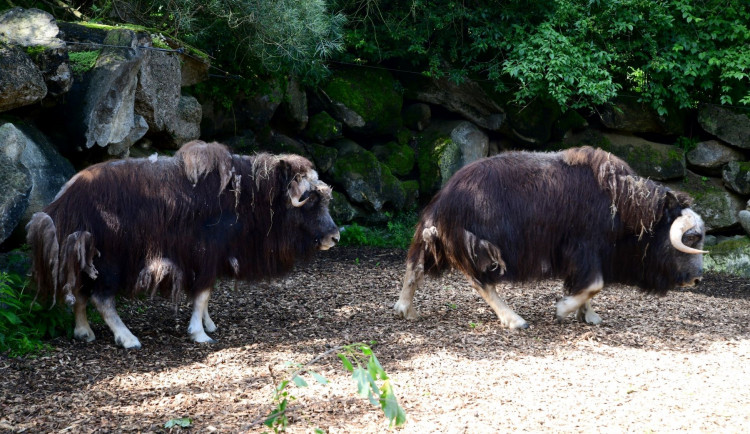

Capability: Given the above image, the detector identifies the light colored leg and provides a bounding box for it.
[469,280,528,329]
[90,295,141,349]
[73,296,95,342]
[202,291,217,333]
[394,251,424,320]
[555,276,604,324]
[188,291,215,343]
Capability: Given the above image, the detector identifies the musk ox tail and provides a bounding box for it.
[26,212,99,308]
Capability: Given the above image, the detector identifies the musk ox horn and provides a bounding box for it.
[669,211,708,255]
[289,175,312,207]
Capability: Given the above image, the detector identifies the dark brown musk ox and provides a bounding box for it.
[394,146,707,329]
[27,140,340,349]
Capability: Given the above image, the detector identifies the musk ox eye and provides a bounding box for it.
[683,233,702,246]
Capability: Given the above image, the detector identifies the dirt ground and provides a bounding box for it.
[2,246,749,433]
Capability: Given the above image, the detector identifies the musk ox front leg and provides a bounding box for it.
[73,295,95,342]
[90,295,142,349]
[555,275,604,325]
[468,280,529,329]
[394,249,424,320]
[188,290,216,343]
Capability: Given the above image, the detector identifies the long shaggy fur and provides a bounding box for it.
[27,140,334,307]
[408,146,703,296]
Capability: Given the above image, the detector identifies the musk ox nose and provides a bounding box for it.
[318,229,340,250]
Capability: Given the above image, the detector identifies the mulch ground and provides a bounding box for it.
[2,246,749,433]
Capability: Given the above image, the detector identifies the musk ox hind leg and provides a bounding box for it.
[188,290,216,343]
[90,294,142,349]
[394,249,425,320]
[72,295,95,342]
[555,275,604,325]
[468,280,529,329]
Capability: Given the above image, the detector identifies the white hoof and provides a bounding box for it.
[394,301,418,320]
[73,326,96,342]
[503,316,529,330]
[203,318,217,333]
[191,330,216,344]
[576,308,602,325]
[115,333,142,349]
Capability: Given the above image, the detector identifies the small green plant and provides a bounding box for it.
[164,417,192,428]
[446,303,457,310]
[339,211,418,249]
[675,136,699,153]
[260,342,406,432]
[68,50,101,76]
[468,322,480,329]
[0,270,72,357]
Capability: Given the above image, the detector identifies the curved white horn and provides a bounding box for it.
[291,195,309,207]
[669,213,708,254]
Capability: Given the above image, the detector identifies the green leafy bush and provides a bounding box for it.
[335,0,750,114]
[339,211,418,249]
[0,265,71,357]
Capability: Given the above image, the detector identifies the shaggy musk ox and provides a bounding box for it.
[394,146,707,329]
[27,140,340,349]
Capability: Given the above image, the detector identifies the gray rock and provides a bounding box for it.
[331,191,360,224]
[668,171,744,232]
[82,29,147,155]
[703,236,750,277]
[305,111,343,144]
[135,49,181,133]
[598,97,682,134]
[0,8,63,48]
[698,104,750,149]
[739,210,750,236]
[722,161,750,195]
[0,44,47,112]
[0,122,74,244]
[451,121,489,165]
[402,75,505,131]
[0,153,31,245]
[687,140,745,175]
[329,139,405,212]
[280,76,308,131]
[166,95,202,148]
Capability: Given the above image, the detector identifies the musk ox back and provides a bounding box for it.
[394,146,706,329]
[27,140,340,348]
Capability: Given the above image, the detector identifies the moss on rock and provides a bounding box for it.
[372,141,415,177]
[305,111,342,144]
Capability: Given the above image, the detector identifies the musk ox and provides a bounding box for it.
[394,146,707,329]
[27,140,340,348]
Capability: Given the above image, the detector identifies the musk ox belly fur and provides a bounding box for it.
[395,146,706,328]
[26,140,340,348]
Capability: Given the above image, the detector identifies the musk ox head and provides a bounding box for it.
[649,191,706,290]
[281,156,340,251]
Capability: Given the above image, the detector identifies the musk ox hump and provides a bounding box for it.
[177,140,234,192]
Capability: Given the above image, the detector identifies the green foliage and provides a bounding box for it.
[68,50,101,76]
[63,0,345,83]
[164,417,193,429]
[0,266,71,357]
[263,342,405,432]
[339,211,418,249]
[335,0,750,113]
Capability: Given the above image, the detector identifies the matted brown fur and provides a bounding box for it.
[407,146,705,296]
[27,140,337,307]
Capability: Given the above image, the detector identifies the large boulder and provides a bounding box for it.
[0,150,31,245]
[320,67,403,136]
[564,130,685,181]
[698,105,750,149]
[135,48,181,134]
[722,161,750,195]
[0,122,75,244]
[401,75,505,131]
[415,120,490,195]
[278,76,308,132]
[0,44,47,112]
[0,8,70,97]
[66,28,147,156]
[166,95,201,147]
[668,171,744,233]
[686,140,746,176]
[704,236,750,277]
[598,97,685,135]
[304,111,343,144]
[372,141,415,177]
[329,139,406,212]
